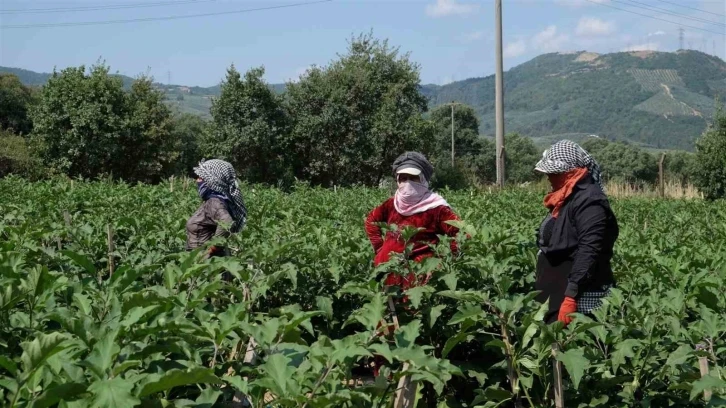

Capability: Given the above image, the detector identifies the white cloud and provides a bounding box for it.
[425,0,478,17]
[504,39,527,58]
[648,31,666,37]
[462,31,485,42]
[554,0,608,7]
[576,17,616,36]
[622,42,659,52]
[532,25,569,51]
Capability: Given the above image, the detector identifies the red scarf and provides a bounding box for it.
[544,167,588,218]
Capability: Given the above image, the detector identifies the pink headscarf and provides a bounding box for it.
[393,176,449,216]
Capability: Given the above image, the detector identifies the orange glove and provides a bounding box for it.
[558,297,577,325]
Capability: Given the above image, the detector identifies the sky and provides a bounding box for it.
[1,0,724,87]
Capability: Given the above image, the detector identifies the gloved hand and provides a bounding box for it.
[558,297,577,325]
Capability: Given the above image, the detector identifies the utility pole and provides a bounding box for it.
[494,0,506,187]
[679,28,684,50]
[451,102,455,167]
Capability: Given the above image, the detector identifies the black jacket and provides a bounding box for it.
[535,176,618,320]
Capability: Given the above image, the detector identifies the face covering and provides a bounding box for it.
[396,180,430,205]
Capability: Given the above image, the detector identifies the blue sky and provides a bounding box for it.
[1,0,724,87]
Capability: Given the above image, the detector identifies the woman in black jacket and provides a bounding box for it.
[534,140,619,325]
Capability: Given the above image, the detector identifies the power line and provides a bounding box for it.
[1,0,219,15]
[616,0,725,28]
[0,0,332,29]
[584,0,726,37]
[655,0,725,18]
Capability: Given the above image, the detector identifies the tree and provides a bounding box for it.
[504,133,539,183]
[429,103,481,162]
[473,134,539,184]
[170,114,208,176]
[30,64,175,182]
[582,138,657,183]
[693,108,726,199]
[284,33,433,186]
[664,151,697,185]
[0,129,42,179]
[121,77,176,181]
[0,74,36,135]
[204,66,290,184]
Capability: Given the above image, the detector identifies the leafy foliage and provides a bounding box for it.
[205,66,291,185]
[1,177,725,407]
[283,33,434,187]
[693,107,726,199]
[29,64,176,182]
[0,74,36,135]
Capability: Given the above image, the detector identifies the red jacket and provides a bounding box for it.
[365,198,460,289]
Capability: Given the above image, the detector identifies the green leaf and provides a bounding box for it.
[85,330,120,379]
[315,296,334,319]
[120,306,158,328]
[20,332,69,382]
[343,293,386,331]
[369,343,393,364]
[138,367,222,398]
[690,375,726,401]
[448,304,483,325]
[404,286,434,309]
[520,322,538,350]
[395,320,421,348]
[611,339,641,372]
[442,331,473,358]
[428,305,446,329]
[30,382,87,408]
[195,387,221,405]
[112,360,142,377]
[556,348,589,389]
[0,356,18,376]
[61,251,96,276]
[88,377,140,408]
[666,344,692,369]
[257,353,295,397]
[440,273,458,291]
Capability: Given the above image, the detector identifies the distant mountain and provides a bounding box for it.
[423,50,725,150]
[3,50,724,149]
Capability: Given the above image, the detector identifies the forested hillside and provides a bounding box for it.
[423,50,725,150]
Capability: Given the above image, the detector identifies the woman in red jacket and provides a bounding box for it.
[365,152,460,379]
[365,151,461,295]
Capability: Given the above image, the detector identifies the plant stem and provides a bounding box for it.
[301,364,334,408]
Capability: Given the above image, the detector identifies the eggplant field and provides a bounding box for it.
[1,177,725,408]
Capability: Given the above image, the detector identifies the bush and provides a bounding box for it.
[431,160,475,190]
[0,131,44,179]
[693,108,726,199]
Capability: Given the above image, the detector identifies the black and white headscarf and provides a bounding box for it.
[194,159,247,232]
[535,140,604,191]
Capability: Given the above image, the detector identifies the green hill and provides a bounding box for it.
[3,50,724,149]
[423,50,725,150]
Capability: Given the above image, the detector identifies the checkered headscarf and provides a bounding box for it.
[194,159,247,232]
[535,140,604,191]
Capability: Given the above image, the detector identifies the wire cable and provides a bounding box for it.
[584,0,725,37]
[655,0,725,18]
[0,0,332,29]
[615,0,725,28]
[1,0,219,15]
